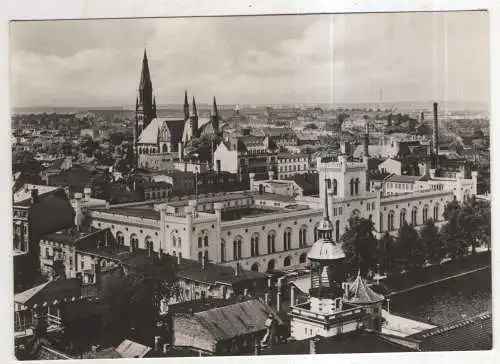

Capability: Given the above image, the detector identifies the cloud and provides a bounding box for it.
[9,11,490,108]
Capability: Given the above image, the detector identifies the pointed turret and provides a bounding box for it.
[211,96,220,134]
[192,96,198,117]
[136,48,154,129]
[152,96,157,118]
[183,90,190,120]
[344,270,384,304]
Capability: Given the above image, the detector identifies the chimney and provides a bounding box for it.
[364,121,369,158]
[31,188,39,204]
[154,336,161,352]
[433,102,439,169]
[84,187,91,202]
[309,337,320,354]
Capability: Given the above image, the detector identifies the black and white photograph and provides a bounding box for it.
[8,6,493,360]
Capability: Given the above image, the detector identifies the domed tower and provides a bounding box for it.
[307,182,346,315]
[289,181,373,340]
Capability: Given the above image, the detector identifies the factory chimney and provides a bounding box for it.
[363,121,369,158]
[433,102,439,169]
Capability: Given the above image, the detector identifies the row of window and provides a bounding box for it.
[387,182,414,190]
[279,164,307,172]
[382,204,440,231]
[326,178,362,196]
[220,227,309,262]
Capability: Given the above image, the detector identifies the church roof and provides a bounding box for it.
[138,117,185,144]
[345,271,385,304]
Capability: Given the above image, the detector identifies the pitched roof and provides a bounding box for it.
[138,117,185,144]
[116,339,152,358]
[408,311,492,351]
[177,258,267,286]
[261,331,412,355]
[14,278,82,307]
[384,174,420,183]
[13,184,59,205]
[345,271,385,304]
[191,299,283,341]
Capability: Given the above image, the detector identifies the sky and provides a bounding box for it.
[10,11,490,108]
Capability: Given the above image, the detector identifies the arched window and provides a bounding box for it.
[204,236,209,247]
[198,251,203,262]
[145,236,153,255]
[299,226,307,248]
[267,231,276,253]
[283,228,292,251]
[326,179,332,189]
[251,263,259,272]
[350,179,354,195]
[422,205,428,223]
[433,203,439,221]
[172,236,177,247]
[411,207,418,226]
[400,209,407,227]
[251,233,260,257]
[299,253,307,264]
[220,239,226,262]
[284,256,292,267]
[335,220,340,242]
[116,231,124,246]
[162,144,168,153]
[355,178,360,195]
[388,211,395,231]
[198,237,202,248]
[267,259,276,272]
[233,236,242,260]
[204,250,209,263]
[314,224,319,241]
[333,179,338,195]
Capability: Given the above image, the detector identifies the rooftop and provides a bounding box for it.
[384,174,421,184]
[408,311,492,351]
[92,206,161,220]
[177,258,267,286]
[261,330,413,355]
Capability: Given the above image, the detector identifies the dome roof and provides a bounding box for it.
[307,238,346,262]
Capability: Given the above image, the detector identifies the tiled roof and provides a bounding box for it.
[384,174,420,183]
[190,299,283,341]
[13,184,59,204]
[408,311,492,351]
[138,117,185,144]
[261,330,412,355]
[345,271,385,304]
[116,339,152,358]
[14,278,82,307]
[177,258,267,286]
[93,206,161,220]
[36,345,73,360]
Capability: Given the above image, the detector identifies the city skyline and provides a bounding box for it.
[10,11,490,108]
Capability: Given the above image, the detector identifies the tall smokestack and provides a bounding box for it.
[364,121,369,158]
[433,102,439,169]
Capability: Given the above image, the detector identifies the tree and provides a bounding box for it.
[378,232,397,275]
[12,151,43,185]
[304,123,318,130]
[341,217,378,276]
[396,222,424,270]
[419,219,442,264]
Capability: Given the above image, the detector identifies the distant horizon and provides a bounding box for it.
[10,12,490,109]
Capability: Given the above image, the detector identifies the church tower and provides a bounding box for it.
[190,96,199,139]
[210,96,220,135]
[183,90,190,120]
[136,48,155,134]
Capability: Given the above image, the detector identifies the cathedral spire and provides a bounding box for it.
[192,96,198,117]
[184,90,190,119]
[211,96,218,117]
[139,48,152,91]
